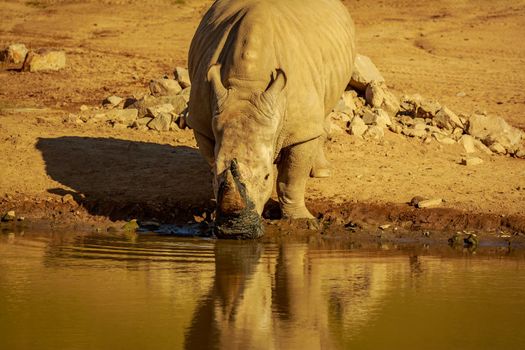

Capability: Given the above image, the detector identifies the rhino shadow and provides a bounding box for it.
[36,136,213,222]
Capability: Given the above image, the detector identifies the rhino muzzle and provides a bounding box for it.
[215,159,264,239]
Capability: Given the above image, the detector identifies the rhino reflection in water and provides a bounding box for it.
[187,0,356,238]
[185,243,394,350]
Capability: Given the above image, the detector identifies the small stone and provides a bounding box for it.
[103,95,123,108]
[146,103,174,117]
[1,210,16,222]
[80,105,89,112]
[410,196,426,207]
[433,106,464,131]
[459,135,477,153]
[489,142,507,155]
[149,78,182,96]
[147,113,172,131]
[348,54,385,91]
[22,49,66,72]
[174,67,191,88]
[132,117,154,128]
[417,98,441,119]
[121,219,139,232]
[365,81,399,117]
[464,233,479,247]
[402,127,427,138]
[363,125,384,140]
[388,122,403,134]
[105,109,138,126]
[0,43,28,64]
[416,198,443,208]
[128,95,187,118]
[461,157,484,166]
[433,133,456,145]
[379,224,391,230]
[348,117,368,137]
[456,91,467,97]
[61,194,75,204]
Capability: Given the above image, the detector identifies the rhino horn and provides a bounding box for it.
[262,68,287,102]
[218,162,247,215]
[207,64,228,106]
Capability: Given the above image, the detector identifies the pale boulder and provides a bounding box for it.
[0,43,28,64]
[149,78,182,96]
[348,54,385,91]
[467,114,523,152]
[348,117,367,137]
[365,81,399,117]
[174,67,191,88]
[22,49,66,72]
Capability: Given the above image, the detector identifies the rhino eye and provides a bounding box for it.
[264,173,270,180]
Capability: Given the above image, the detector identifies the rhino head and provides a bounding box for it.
[208,64,287,239]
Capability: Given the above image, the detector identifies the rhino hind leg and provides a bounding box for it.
[277,139,317,219]
[310,136,331,178]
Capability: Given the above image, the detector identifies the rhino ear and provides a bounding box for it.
[207,64,228,108]
[262,69,287,102]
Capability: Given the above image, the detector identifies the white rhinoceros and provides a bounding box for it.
[187,0,356,238]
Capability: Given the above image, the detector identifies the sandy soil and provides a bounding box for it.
[0,0,524,237]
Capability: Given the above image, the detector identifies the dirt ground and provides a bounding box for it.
[1,0,524,238]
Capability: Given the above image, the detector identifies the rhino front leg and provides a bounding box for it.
[310,135,330,178]
[194,131,215,167]
[277,138,318,219]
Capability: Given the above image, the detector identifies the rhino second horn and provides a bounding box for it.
[218,168,246,215]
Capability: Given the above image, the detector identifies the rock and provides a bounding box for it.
[433,106,464,131]
[105,109,138,126]
[147,113,172,131]
[1,210,16,222]
[464,233,479,247]
[402,127,427,138]
[103,95,123,108]
[461,157,484,166]
[22,49,66,72]
[432,133,456,145]
[514,145,525,158]
[149,78,182,96]
[129,95,187,118]
[362,108,391,128]
[467,114,523,152]
[61,193,75,204]
[472,138,493,155]
[348,54,385,91]
[146,103,174,117]
[489,142,507,155]
[379,224,391,230]
[459,135,477,153]
[121,219,139,232]
[80,105,89,112]
[348,117,368,137]
[132,117,154,128]
[410,196,426,207]
[174,66,191,88]
[180,86,191,96]
[399,94,423,116]
[365,81,399,117]
[456,91,467,97]
[0,43,28,64]
[388,122,403,134]
[416,98,441,119]
[341,91,358,112]
[416,198,443,209]
[85,113,109,124]
[333,98,354,116]
[363,125,384,140]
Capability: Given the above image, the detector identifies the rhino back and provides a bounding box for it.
[188,0,355,145]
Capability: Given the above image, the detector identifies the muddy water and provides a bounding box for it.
[1,231,525,350]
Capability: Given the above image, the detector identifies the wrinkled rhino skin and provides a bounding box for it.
[188,0,356,238]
